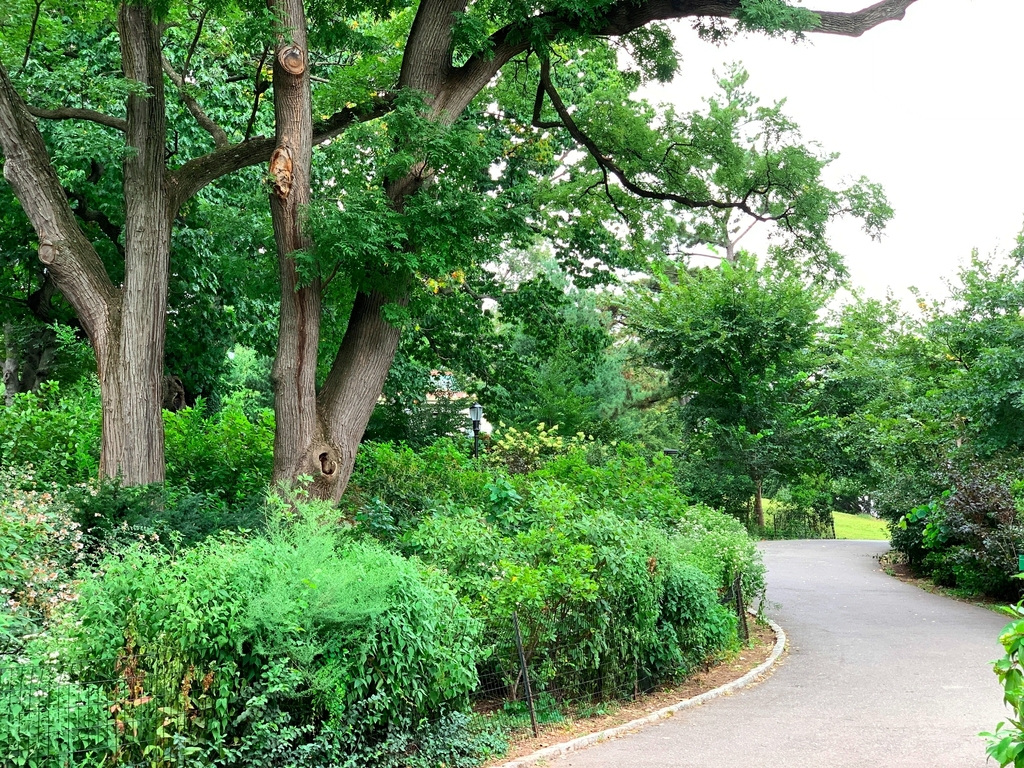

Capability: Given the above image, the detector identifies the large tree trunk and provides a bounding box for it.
[96,4,170,484]
[318,291,406,499]
[0,5,169,485]
[268,0,468,500]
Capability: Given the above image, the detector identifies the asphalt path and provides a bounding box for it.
[562,540,1010,768]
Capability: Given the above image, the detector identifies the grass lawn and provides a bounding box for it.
[832,511,889,541]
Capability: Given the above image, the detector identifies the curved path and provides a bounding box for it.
[563,540,1010,768]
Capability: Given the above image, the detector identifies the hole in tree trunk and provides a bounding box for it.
[319,452,336,477]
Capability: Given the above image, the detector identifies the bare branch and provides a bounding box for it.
[19,0,43,73]
[25,105,127,132]
[162,55,229,148]
[244,47,270,141]
[182,8,207,78]
[531,77,560,130]
[814,0,919,35]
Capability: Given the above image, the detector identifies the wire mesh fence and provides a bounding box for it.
[761,507,836,540]
[2,577,753,763]
[471,575,753,739]
[0,644,231,767]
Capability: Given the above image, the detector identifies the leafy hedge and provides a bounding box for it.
[892,461,1023,600]
[0,417,763,766]
[345,433,764,701]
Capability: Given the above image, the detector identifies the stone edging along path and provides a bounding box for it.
[493,615,787,768]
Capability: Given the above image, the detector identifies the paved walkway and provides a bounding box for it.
[563,540,1010,767]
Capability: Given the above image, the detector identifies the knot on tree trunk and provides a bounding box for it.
[38,239,56,264]
[269,144,294,199]
[300,441,342,498]
[277,45,306,75]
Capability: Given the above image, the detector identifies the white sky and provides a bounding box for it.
[642,0,1024,304]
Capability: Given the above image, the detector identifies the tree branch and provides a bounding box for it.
[537,58,773,219]
[67,189,124,257]
[19,0,43,73]
[0,61,117,344]
[182,8,207,78]
[244,47,270,142]
[165,96,395,215]
[24,105,127,132]
[399,0,468,93]
[465,0,919,93]
[162,55,229,148]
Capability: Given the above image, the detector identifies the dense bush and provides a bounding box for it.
[895,463,1023,600]
[163,393,275,503]
[0,395,763,765]
[0,380,100,484]
[347,432,763,707]
[7,501,489,767]
[0,376,274,509]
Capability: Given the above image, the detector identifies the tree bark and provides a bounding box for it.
[318,291,407,499]
[754,478,765,529]
[95,4,170,484]
[0,5,170,485]
[2,323,19,406]
[265,0,346,497]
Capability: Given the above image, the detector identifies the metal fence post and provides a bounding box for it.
[512,610,539,737]
[733,572,749,642]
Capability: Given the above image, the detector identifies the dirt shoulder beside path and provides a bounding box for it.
[485,621,779,766]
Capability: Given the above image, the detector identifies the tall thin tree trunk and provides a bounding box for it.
[754,478,765,528]
[2,322,19,406]
[266,0,344,497]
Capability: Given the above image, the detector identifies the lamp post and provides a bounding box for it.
[469,402,483,458]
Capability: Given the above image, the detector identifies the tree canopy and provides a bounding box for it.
[0,0,919,494]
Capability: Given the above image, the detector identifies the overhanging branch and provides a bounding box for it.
[25,105,127,132]
[537,58,775,221]
[465,0,920,88]
[165,96,395,215]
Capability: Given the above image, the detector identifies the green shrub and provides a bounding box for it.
[64,477,264,553]
[163,392,274,503]
[393,441,758,704]
[44,499,482,765]
[343,440,492,539]
[0,380,100,483]
[897,464,1023,600]
[982,601,1024,767]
